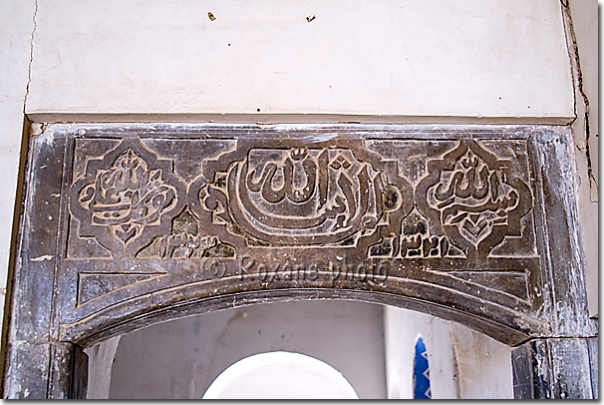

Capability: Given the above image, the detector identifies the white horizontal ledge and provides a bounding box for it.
[26,113,574,126]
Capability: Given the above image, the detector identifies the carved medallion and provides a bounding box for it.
[70,139,187,256]
[415,140,533,260]
[191,140,413,252]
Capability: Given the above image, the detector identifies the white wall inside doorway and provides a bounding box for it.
[86,300,515,399]
[108,300,387,399]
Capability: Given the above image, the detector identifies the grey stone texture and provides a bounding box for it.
[2,124,597,398]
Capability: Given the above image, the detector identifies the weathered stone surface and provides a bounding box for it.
[587,337,598,399]
[3,341,87,399]
[512,338,596,399]
[4,342,51,399]
[9,134,66,343]
[48,343,88,399]
[59,126,547,344]
[2,124,596,398]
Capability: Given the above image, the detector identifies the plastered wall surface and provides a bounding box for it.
[83,336,121,399]
[384,306,513,399]
[384,306,459,399]
[564,0,598,317]
[26,0,574,122]
[108,300,387,399]
[569,0,598,191]
[446,321,513,398]
[103,304,512,399]
[0,0,36,328]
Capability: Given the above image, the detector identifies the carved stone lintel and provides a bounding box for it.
[4,124,594,398]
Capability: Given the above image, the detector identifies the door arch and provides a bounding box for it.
[202,351,359,399]
[2,123,595,398]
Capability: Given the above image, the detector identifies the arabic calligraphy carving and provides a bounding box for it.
[137,208,235,259]
[197,144,411,250]
[60,131,544,343]
[18,123,575,365]
[70,140,187,255]
[68,137,534,263]
[77,149,176,244]
[416,140,533,260]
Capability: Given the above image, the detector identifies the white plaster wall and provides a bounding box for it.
[108,300,387,399]
[83,336,121,399]
[26,0,574,123]
[0,0,36,334]
[384,306,459,399]
[384,306,513,399]
[565,0,598,317]
[447,321,513,399]
[568,0,599,195]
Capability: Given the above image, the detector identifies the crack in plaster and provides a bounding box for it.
[24,0,38,115]
[560,0,598,202]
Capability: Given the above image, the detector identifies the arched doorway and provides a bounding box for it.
[86,300,512,399]
[202,351,359,399]
[104,300,387,399]
[2,124,596,398]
